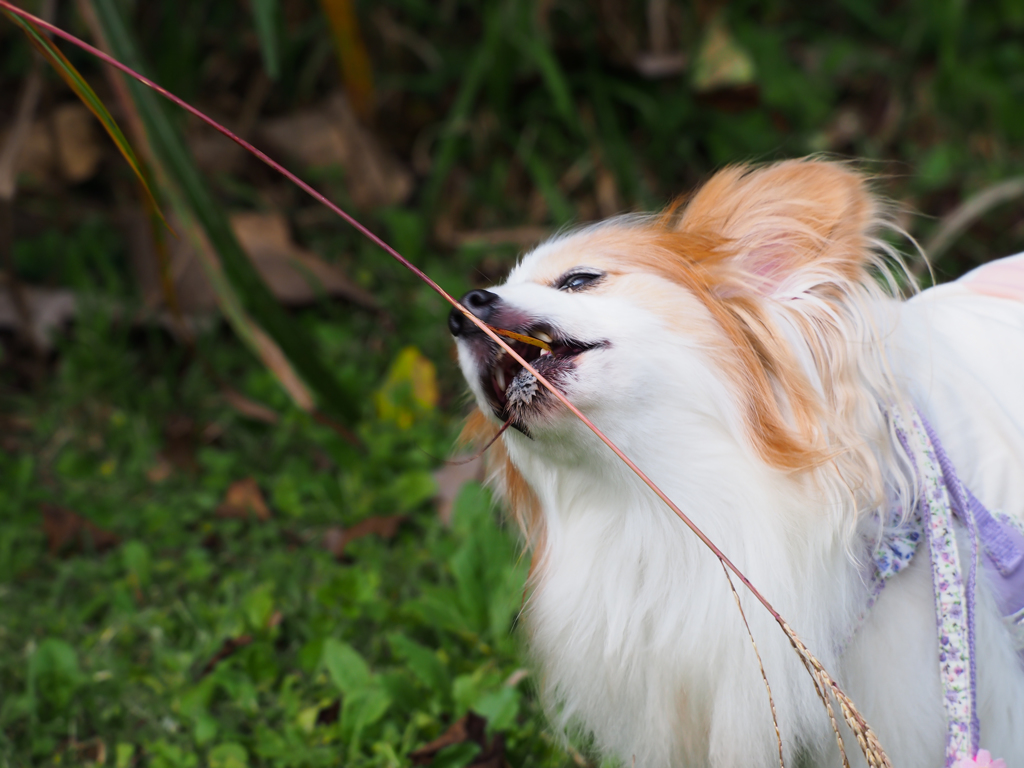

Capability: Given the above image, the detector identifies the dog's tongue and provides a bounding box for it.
[506,368,538,408]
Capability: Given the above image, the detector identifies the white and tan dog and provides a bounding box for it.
[448,160,1024,768]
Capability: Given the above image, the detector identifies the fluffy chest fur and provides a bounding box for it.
[514,445,856,767]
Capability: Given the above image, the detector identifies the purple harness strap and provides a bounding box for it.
[884,410,1024,766]
[920,416,1024,639]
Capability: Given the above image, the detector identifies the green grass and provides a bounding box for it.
[2,0,1024,766]
[0,301,567,767]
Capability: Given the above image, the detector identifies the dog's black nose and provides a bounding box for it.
[449,289,499,337]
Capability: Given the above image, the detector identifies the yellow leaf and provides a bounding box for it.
[375,346,438,427]
[297,706,319,734]
[692,18,756,93]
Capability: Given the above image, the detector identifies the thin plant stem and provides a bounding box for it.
[722,563,785,768]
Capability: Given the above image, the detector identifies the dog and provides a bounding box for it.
[448,159,1024,768]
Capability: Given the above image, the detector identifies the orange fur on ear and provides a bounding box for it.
[616,161,886,472]
[675,159,878,289]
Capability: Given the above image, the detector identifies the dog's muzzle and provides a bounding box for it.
[449,289,500,337]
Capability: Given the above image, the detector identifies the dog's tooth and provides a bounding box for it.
[536,332,553,344]
[540,348,552,357]
[495,368,506,390]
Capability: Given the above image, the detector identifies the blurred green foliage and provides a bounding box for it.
[2,0,1024,766]
[0,307,549,766]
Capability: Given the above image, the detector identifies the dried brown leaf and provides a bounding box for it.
[162,414,200,473]
[0,104,102,188]
[216,477,272,521]
[128,208,377,313]
[322,514,408,559]
[322,526,346,558]
[199,635,253,678]
[145,457,173,483]
[249,322,316,411]
[221,387,281,424]
[40,503,120,556]
[62,737,107,767]
[52,103,102,183]
[259,92,412,209]
[0,281,76,349]
[230,211,377,308]
[139,207,321,416]
[409,712,506,768]
[347,514,406,540]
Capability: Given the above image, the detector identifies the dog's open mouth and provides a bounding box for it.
[483,325,601,420]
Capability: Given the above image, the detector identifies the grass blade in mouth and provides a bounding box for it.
[487,326,552,352]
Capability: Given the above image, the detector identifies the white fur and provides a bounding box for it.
[454,187,1024,767]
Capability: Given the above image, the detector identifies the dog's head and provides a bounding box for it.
[451,160,902,537]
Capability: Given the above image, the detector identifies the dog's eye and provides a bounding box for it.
[557,271,603,292]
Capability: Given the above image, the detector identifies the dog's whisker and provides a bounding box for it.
[443,416,514,466]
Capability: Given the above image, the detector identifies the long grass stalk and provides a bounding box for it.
[0,5,890,764]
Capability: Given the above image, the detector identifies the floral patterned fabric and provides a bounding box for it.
[893,409,978,766]
[865,498,923,593]
[838,404,1021,764]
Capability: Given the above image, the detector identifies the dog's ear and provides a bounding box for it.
[677,160,879,294]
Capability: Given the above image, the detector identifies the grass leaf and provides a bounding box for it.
[3,8,168,228]
[387,633,451,701]
[322,638,372,693]
[251,0,281,80]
